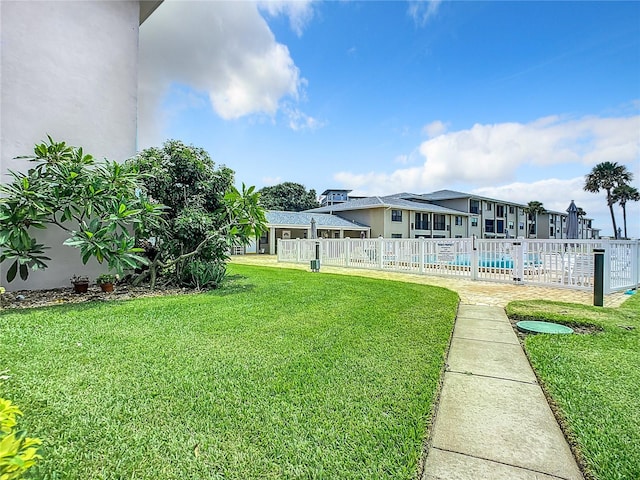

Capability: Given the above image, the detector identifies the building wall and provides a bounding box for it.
[337,210,384,237]
[387,208,409,238]
[1,1,142,290]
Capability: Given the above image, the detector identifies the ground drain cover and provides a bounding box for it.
[516,321,574,334]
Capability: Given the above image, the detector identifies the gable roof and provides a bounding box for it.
[266,211,369,229]
[307,195,469,216]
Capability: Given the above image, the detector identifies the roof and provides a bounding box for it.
[307,195,469,216]
[419,189,533,208]
[140,1,163,25]
[266,211,369,229]
[320,189,352,196]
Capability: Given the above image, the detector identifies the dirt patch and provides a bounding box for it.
[0,284,200,310]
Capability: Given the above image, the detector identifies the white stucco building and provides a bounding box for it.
[0,0,162,290]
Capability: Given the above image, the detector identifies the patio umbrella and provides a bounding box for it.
[566,200,579,239]
[310,217,317,239]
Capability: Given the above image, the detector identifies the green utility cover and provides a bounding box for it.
[516,321,574,334]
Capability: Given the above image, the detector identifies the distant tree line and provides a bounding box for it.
[258,182,319,212]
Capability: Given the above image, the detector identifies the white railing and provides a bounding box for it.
[277,238,640,293]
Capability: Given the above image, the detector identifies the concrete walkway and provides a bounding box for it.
[230,255,620,479]
[422,304,583,480]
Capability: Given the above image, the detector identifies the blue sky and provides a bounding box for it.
[138,0,640,238]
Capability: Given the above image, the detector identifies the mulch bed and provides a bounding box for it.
[1,284,199,310]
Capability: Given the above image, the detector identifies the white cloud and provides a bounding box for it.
[333,114,640,237]
[408,0,442,26]
[474,177,640,239]
[258,0,315,37]
[138,0,315,146]
[422,120,449,138]
[335,114,640,194]
[262,175,283,186]
[283,103,324,131]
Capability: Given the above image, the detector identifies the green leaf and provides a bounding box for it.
[19,263,28,281]
[7,260,18,282]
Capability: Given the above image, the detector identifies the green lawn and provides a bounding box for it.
[506,293,640,480]
[0,264,458,479]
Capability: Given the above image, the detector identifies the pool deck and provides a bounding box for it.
[230,255,628,479]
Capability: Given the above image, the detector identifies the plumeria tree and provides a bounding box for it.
[126,140,266,288]
[0,137,165,283]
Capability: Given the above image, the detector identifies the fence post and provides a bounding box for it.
[420,238,425,274]
[593,248,605,306]
[604,246,611,294]
[512,241,524,284]
[345,238,351,267]
[296,239,300,263]
[379,237,384,270]
[634,241,640,287]
[471,235,479,281]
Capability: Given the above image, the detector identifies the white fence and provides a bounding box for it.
[277,238,640,294]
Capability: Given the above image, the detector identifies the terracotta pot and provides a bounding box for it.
[99,283,114,293]
[73,282,89,294]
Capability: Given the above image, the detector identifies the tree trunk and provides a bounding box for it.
[607,191,618,238]
[622,204,627,239]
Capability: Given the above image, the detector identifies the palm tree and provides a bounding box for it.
[612,184,639,239]
[584,162,632,238]
[524,201,546,238]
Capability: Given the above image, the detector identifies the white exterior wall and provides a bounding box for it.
[1,1,141,290]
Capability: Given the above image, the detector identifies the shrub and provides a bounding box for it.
[181,260,227,290]
[0,398,42,479]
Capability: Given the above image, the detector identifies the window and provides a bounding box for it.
[414,212,430,230]
[391,233,402,239]
[496,220,504,234]
[550,227,554,236]
[470,200,480,214]
[485,219,494,233]
[391,210,402,222]
[550,217,554,224]
[485,202,492,211]
[508,221,514,230]
[496,205,504,217]
[433,214,446,230]
[519,222,524,231]
[455,216,463,226]
[455,235,463,238]
[471,217,478,227]
[509,206,515,214]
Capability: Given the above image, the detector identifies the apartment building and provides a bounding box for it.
[308,189,599,240]
[308,194,469,239]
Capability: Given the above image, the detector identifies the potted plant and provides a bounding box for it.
[96,273,117,292]
[70,275,89,294]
